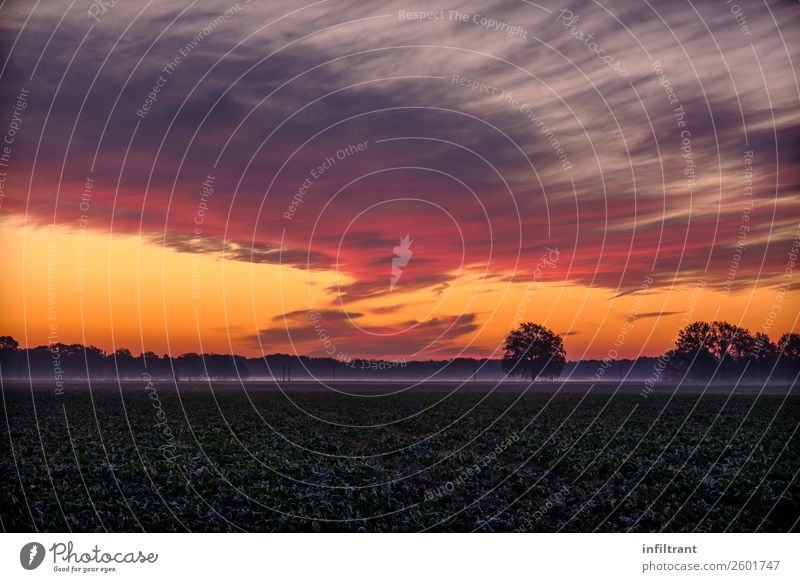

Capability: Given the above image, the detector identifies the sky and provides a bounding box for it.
[0,0,798,360]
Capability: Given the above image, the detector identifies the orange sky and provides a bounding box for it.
[3,218,796,360]
[1,0,799,361]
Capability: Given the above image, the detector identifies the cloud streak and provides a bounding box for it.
[1,0,797,357]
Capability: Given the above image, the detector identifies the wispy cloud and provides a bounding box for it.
[1,0,797,356]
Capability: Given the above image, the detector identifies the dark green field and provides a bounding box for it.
[1,382,798,532]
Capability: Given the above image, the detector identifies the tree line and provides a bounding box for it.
[499,321,799,382]
[0,320,797,383]
[0,337,250,382]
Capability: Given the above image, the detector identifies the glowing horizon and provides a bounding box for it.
[2,218,796,360]
[0,1,797,361]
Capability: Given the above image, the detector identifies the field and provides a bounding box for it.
[1,381,798,532]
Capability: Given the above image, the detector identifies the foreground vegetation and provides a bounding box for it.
[1,383,797,532]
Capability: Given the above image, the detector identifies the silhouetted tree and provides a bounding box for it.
[112,347,137,378]
[749,332,778,379]
[141,351,170,378]
[83,345,107,380]
[777,332,800,380]
[666,321,759,381]
[501,323,565,381]
[0,336,21,380]
[0,336,18,350]
[176,353,203,380]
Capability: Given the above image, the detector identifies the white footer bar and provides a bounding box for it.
[2,533,796,581]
